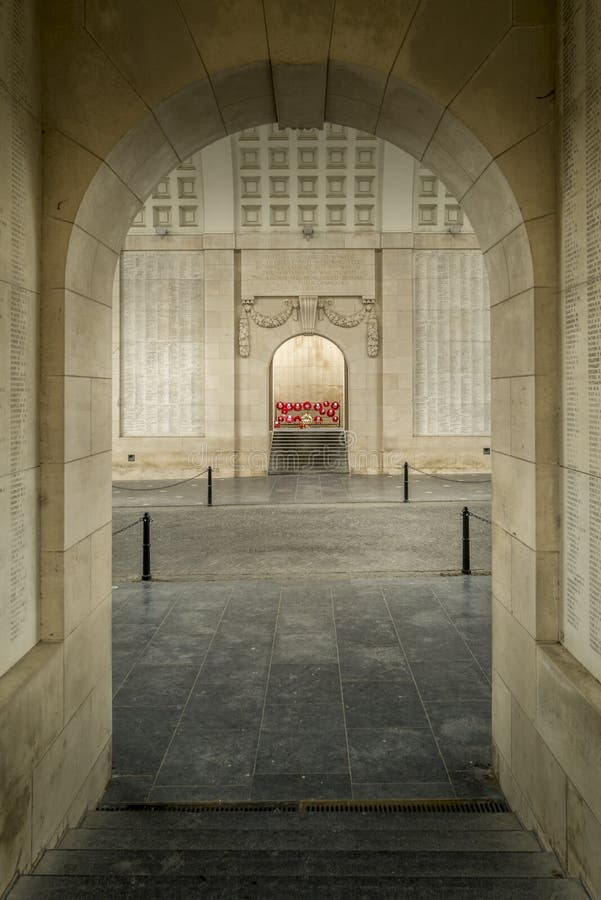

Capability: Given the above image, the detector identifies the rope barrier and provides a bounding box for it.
[112,516,145,537]
[406,463,491,484]
[467,510,493,525]
[112,468,210,492]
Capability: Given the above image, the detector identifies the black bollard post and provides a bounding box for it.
[403,462,409,503]
[461,506,471,575]
[142,512,151,581]
[207,465,213,507]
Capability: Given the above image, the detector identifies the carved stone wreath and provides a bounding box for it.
[242,297,297,329]
[320,299,369,328]
[238,295,378,358]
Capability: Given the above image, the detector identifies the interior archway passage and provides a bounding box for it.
[5,2,586,895]
[272,336,346,430]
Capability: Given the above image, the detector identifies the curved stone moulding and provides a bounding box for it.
[238,296,378,357]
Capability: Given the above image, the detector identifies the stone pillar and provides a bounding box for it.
[203,243,236,474]
[381,244,413,469]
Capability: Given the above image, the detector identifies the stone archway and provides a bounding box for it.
[34,2,559,881]
[271,335,347,431]
[49,74,554,674]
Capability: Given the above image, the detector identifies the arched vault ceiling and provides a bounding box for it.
[43,0,556,304]
[47,0,555,159]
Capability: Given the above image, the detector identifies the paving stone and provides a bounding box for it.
[272,631,338,663]
[148,784,251,802]
[157,604,225,633]
[347,727,448,784]
[113,665,198,708]
[251,773,352,801]
[425,702,492,772]
[409,659,491,702]
[139,632,213,665]
[156,728,259,785]
[338,642,411,681]
[113,599,174,626]
[266,663,342,704]
[261,701,345,732]
[184,683,265,730]
[112,707,182,776]
[342,681,427,728]
[352,781,454,799]
[255,725,349,775]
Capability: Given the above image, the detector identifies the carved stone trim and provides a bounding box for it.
[299,295,318,334]
[320,298,368,328]
[238,311,250,357]
[242,297,296,329]
[239,294,378,357]
[367,310,379,357]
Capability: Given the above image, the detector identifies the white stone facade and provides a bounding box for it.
[113,127,490,478]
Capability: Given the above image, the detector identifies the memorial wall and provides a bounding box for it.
[113,126,492,477]
[561,0,601,682]
[0,0,41,678]
[414,250,490,436]
[120,251,205,437]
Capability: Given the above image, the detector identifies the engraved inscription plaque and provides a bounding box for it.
[241,249,374,298]
[0,0,40,679]
[414,250,490,436]
[120,252,205,436]
[561,0,601,682]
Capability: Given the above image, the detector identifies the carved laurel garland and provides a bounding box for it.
[242,298,296,329]
[320,299,367,328]
[367,311,379,358]
[238,312,250,358]
[238,296,379,357]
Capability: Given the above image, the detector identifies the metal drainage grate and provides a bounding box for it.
[97,801,299,814]
[299,798,510,814]
[98,798,509,815]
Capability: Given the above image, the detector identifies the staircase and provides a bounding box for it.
[6,800,589,898]
[269,428,349,474]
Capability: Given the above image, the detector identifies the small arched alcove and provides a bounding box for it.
[271,335,347,430]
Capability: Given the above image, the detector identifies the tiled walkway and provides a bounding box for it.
[107,576,495,803]
[112,472,491,508]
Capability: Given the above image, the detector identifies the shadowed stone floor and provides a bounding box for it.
[112,472,491,508]
[106,576,496,804]
[112,502,492,580]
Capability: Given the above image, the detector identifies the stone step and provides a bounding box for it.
[271,442,346,447]
[81,810,524,831]
[272,436,346,441]
[270,447,348,452]
[270,443,347,449]
[269,429,349,475]
[32,848,566,879]
[7,875,589,900]
[59,827,541,853]
[273,428,346,441]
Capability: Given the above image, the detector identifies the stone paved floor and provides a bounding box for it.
[112,502,492,580]
[106,576,496,804]
[113,472,491,508]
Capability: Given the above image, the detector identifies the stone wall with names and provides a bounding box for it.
[121,251,205,436]
[241,249,374,298]
[561,0,601,683]
[0,0,41,678]
[414,249,490,436]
